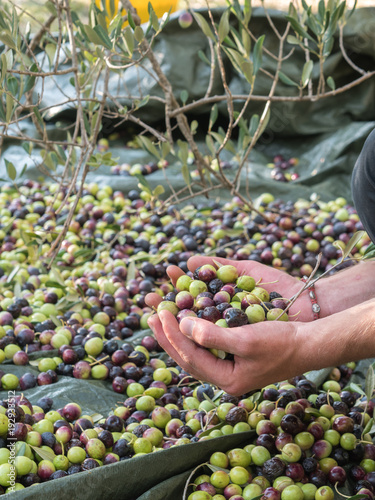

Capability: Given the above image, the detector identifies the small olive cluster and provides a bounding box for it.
[188,373,375,500]
[157,264,289,357]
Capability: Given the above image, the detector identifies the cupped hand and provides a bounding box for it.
[146,291,308,395]
[171,256,315,322]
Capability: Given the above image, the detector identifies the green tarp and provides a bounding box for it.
[1,8,375,204]
[1,6,375,499]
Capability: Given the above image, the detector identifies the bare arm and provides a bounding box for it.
[147,297,375,396]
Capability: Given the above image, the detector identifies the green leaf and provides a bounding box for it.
[127,10,136,30]
[5,159,17,181]
[323,37,334,57]
[93,25,112,49]
[287,35,301,45]
[285,16,315,42]
[193,12,215,42]
[198,50,211,66]
[243,0,252,25]
[6,76,18,96]
[349,383,366,397]
[301,60,314,88]
[191,120,198,134]
[152,185,165,198]
[127,261,136,284]
[30,446,55,461]
[50,267,66,286]
[16,442,26,456]
[253,35,264,76]
[365,365,375,401]
[205,134,215,155]
[50,315,62,328]
[91,413,104,423]
[24,66,37,93]
[223,47,245,75]
[198,422,226,439]
[123,26,134,54]
[304,407,322,417]
[341,230,365,260]
[318,0,326,23]
[33,107,44,128]
[181,163,191,186]
[364,242,375,259]
[180,89,189,105]
[45,43,56,68]
[148,3,159,32]
[45,281,66,289]
[0,54,7,86]
[134,95,150,109]
[6,93,15,123]
[136,135,161,160]
[134,173,151,193]
[83,24,105,46]
[327,76,335,90]
[346,496,372,500]
[0,31,17,50]
[218,9,230,43]
[134,26,144,43]
[19,163,28,178]
[177,139,189,166]
[161,141,171,159]
[279,71,300,88]
[249,114,259,136]
[363,417,374,437]
[45,0,57,16]
[241,60,253,84]
[241,28,251,56]
[209,104,218,131]
[258,103,271,137]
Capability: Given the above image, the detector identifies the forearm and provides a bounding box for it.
[299,298,375,371]
[316,260,375,318]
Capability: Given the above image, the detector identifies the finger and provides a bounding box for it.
[159,310,235,387]
[144,292,163,308]
[166,265,186,286]
[179,317,254,356]
[147,313,189,368]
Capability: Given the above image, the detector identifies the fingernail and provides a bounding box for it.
[181,317,195,338]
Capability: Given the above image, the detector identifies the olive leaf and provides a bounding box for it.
[197,422,226,439]
[6,265,20,284]
[304,407,322,417]
[16,442,26,457]
[206,463,231,473]
[30,445,56,461]
[341,230,365,260]
[362,416,374,437]
[127,260,136,284]
[365,365,375,401]
[90,413,104,422]
[347,495,371,500]
[5,159,17,181]
[348,383,366,398]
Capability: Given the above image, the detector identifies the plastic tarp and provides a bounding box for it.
[1,7,375,203]
[1,6,375,499]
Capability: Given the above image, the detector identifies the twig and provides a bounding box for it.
[29,14,56,53]
[339,24,367,76]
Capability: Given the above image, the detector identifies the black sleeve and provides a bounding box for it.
[351,128,375,244]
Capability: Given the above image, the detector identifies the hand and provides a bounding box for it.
[145,255,314,395]
[171,256,315,322]
[146,298,307,395]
